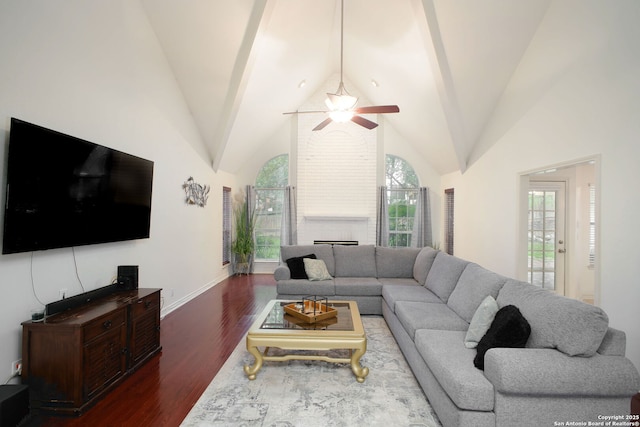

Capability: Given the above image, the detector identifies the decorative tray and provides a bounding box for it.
[283,300,338,323]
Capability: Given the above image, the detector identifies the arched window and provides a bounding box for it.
[254,155,288,261]
[385,155,419,247]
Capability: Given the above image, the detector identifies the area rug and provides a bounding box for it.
[180,316,442,427]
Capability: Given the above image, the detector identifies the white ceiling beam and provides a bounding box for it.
[211,0,275,172]
[413,0,469,174]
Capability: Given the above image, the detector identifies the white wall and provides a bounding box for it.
[0,1,235,382]
[442,0,640,369]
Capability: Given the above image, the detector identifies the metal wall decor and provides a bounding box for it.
[183,176,210,207]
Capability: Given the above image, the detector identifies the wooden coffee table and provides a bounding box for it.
[243,300,369,382]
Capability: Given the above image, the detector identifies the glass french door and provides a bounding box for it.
[527,181,566,294]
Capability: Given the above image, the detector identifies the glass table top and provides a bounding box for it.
[260,301,355,331]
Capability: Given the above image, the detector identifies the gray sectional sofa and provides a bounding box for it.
[274,244,640,427]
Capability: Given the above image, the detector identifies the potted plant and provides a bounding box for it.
[232,196,256,275]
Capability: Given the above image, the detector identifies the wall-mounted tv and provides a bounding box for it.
[2,118,154,254]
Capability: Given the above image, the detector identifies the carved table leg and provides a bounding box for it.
[243,345,263,380]
[350,346,369,383]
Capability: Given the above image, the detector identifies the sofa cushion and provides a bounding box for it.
[395,301,469,339]
[377,277,420,287]
[415,329,495,411]
[285,254,316,279]
[474,305,531,370]
[484,348,640,396]
[497,279,609,357]
[276,279,335,296]
[382,284,442,312]
[465,295,499,349]
[424,252,470,302]
[334,277,382,296]
[333,245,377,277]
[448,263,507,323]
[281,245,335,276]
[412,246,439,285]
[304,258,332,281]
[376,246,420,278]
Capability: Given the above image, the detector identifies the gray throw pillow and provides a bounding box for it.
[465,296,499,349]
[304,258,333,281]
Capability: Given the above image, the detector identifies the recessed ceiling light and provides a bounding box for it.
[298,80,306,88]
[370,79,379,87]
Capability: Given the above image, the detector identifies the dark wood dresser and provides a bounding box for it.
[21,288,161,415]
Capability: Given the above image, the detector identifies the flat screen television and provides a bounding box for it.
[2,118,154,254]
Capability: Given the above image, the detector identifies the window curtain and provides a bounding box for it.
[280,186,297,246]
[246,185,256,220]
[376,186,389,247]
[411,187,432,248]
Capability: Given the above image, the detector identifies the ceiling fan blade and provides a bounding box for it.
[351,115,378,130]
[312,117,333,131]
[354,105,400,114]
[283,110,328,115]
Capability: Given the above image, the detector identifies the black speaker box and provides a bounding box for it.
[0,384,29,427]
[117,265,139,290]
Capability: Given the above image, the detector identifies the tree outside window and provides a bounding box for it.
[254,155,288,261]
[385,155,419,248]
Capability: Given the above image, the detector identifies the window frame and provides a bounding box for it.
[444,188,454,255]
[385,155,419,248]
[222,186,232,266]
[254,155,289,262]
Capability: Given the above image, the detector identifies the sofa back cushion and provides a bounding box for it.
[496,279,609,357]
[281,245,335,276]
[412,247,439,285]
[447,263,508,323]
[334,245,377,277]
[424,252,470,302]
[376,247,421,278]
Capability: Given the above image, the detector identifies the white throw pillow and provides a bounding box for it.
[464,295,499,349]
[303,258,333,281]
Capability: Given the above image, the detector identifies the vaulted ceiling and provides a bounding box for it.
[141,0,552,175]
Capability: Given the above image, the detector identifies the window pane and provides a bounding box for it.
[254,155,288,261]
[385,155,419,248]
[222,187,232,265]
[445,188,454,255]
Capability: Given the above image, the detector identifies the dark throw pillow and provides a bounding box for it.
[285,254,317,279]
[473,304,531,370]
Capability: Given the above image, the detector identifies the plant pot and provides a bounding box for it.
[234,254,252,275]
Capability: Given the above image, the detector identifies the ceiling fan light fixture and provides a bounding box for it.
[326,92,358,111]
[282,0,399,131]
[329,110,354,123]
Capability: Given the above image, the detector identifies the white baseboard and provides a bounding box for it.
[160,271,229,319]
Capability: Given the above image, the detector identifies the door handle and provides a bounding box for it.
[558,249,566,253]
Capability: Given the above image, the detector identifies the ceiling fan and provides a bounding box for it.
[283,0,399,131]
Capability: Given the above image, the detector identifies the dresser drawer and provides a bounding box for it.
[132,291,160,318]
[83,308,126,343]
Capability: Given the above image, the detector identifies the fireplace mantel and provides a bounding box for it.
[304,215,369,221]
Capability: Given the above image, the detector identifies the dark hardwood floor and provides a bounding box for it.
[25,274,277,427]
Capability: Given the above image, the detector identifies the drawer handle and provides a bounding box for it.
[144,300,152,309]
[103,320,112,329]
